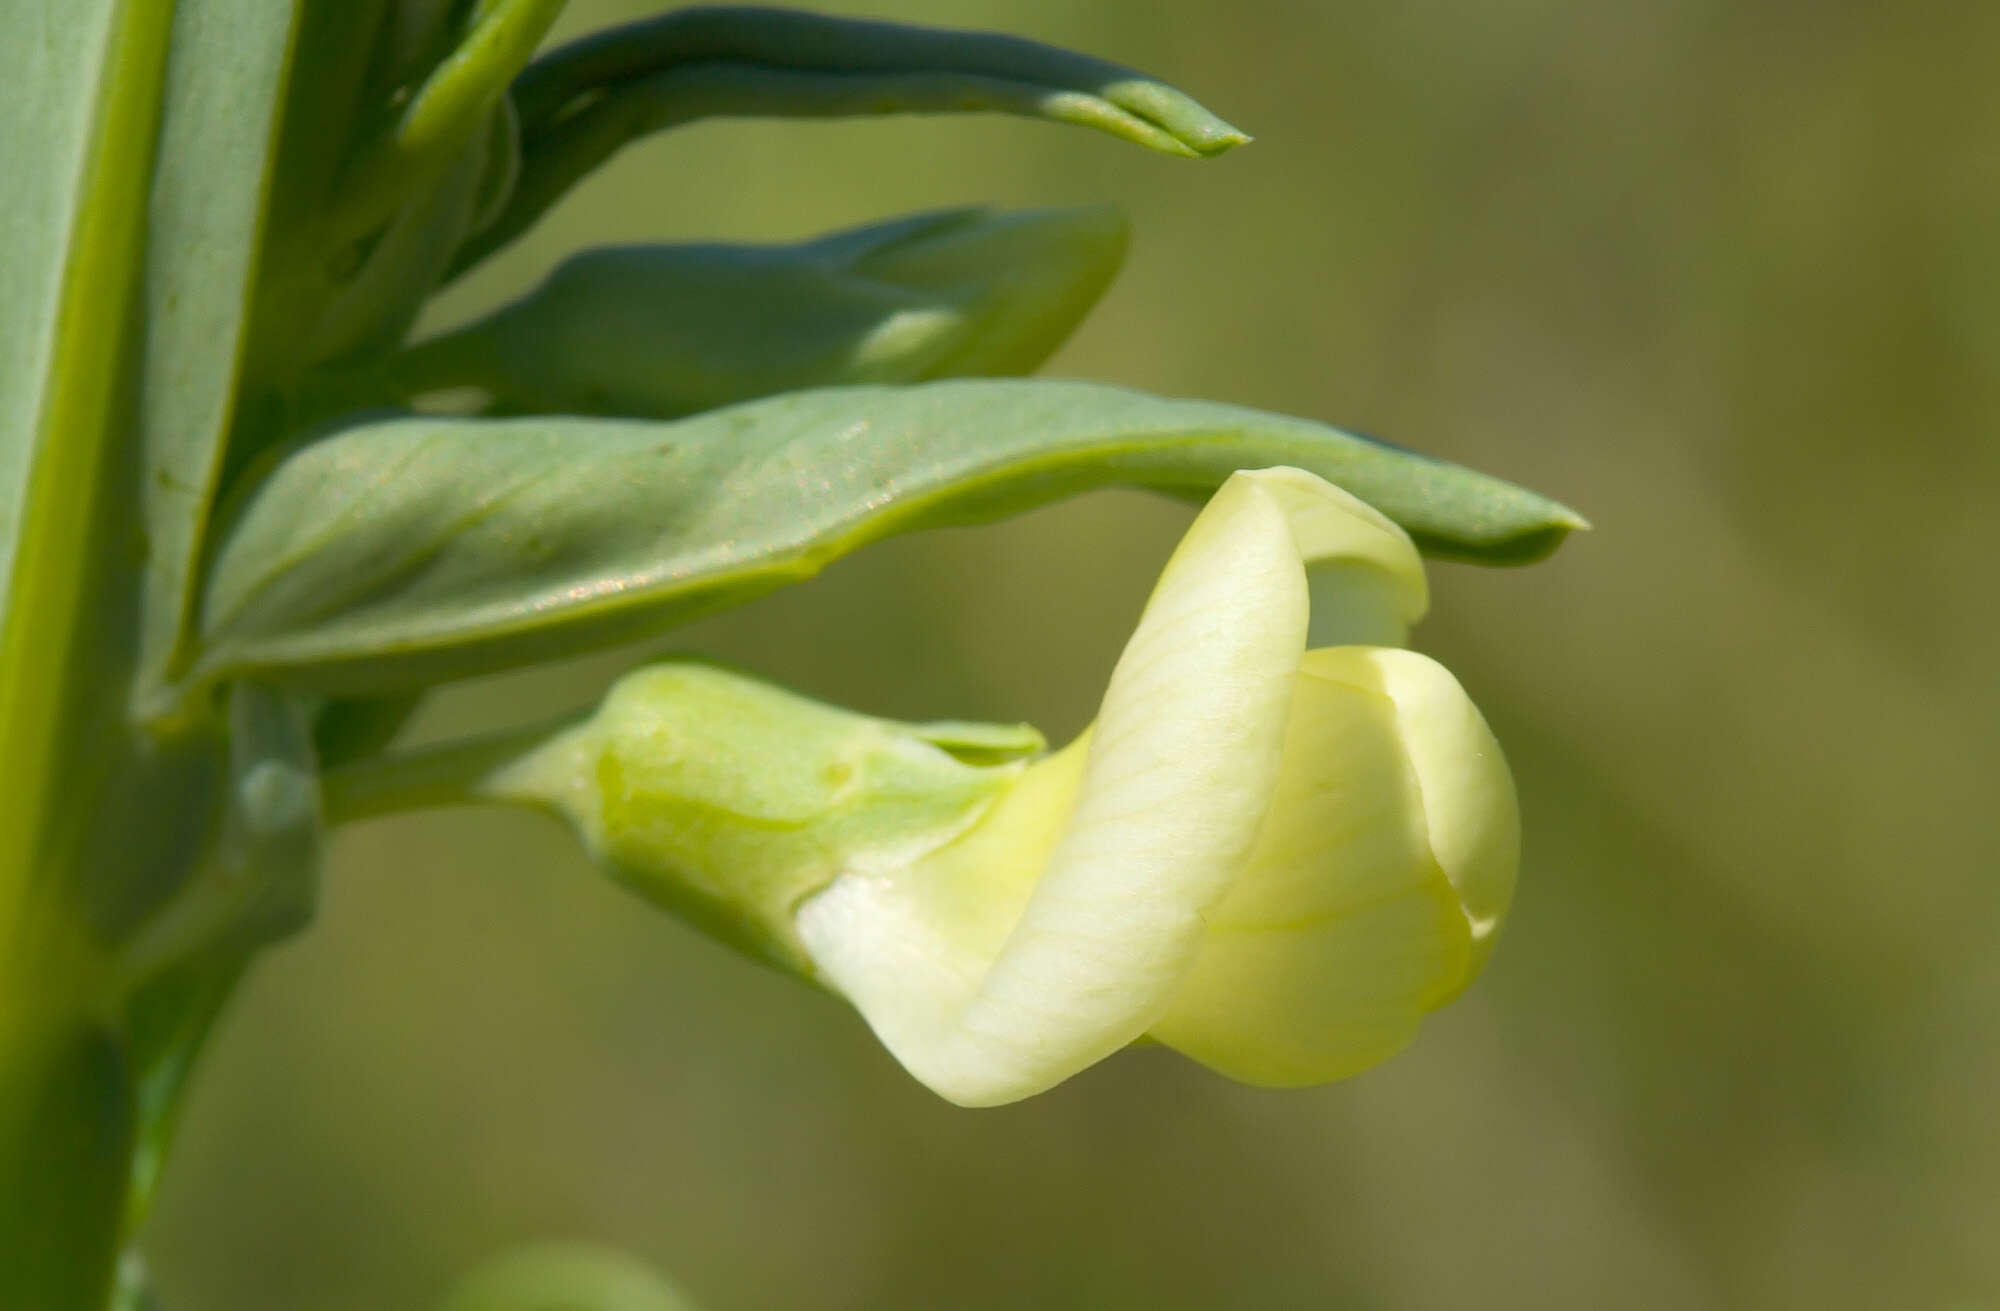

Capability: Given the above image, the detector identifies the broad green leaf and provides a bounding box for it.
[452,6,1247,275]
[133,0,303,706]
[190,381,1584,696]
[395,205,1128,417]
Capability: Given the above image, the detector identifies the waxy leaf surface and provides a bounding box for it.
[197,380,1583,695]
[135,0,302,701]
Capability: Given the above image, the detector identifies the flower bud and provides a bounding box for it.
[393,205,1128,416]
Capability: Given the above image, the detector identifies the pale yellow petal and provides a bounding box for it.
[1245,467,1428,647]
[1149,885,1471,1086]
[799,470,1314,1104]
[1304,646,1519,979]
[1146,649,1477,1085]
[1196,660,1441,927]
[796,468,1449,1105]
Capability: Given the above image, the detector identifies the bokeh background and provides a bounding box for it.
[149,1,2000,1307]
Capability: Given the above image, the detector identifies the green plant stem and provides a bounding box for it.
[1,4,176,1307]
[1,844,128,1310]
[0,1009,135,1311]
[321,715,583,826]
[2,735,235,1311]
[328,0,565,251]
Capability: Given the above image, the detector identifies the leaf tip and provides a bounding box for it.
[1189,123,1252,157]
[1097,77,1250,157]
[1485,512,1591,565]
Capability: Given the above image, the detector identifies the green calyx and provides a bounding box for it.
[480,663,1042,974]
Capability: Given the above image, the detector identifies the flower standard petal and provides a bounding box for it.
[1249,465,1429,648]
[945,472,1309,1096]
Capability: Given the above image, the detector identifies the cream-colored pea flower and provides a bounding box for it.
[794,467,1517,1105]
[482,467,1516,1107]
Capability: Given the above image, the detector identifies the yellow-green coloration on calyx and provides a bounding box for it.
[482,664,1040,974]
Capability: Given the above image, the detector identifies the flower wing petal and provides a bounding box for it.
[1347,646,1519,982]
[1149,886,1470,1086]
[1146,651,1476,1084]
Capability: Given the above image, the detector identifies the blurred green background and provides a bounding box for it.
[149,1,2000,1307]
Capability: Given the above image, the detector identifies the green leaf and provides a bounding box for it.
[188,380,1584,697]
[133,0,303,708]
[452,6,1247,276]
[395,205,1128,417]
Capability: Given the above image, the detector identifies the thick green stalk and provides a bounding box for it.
[320,716,584,825]
[0,4,181,1308]
[5,0,309,1297]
